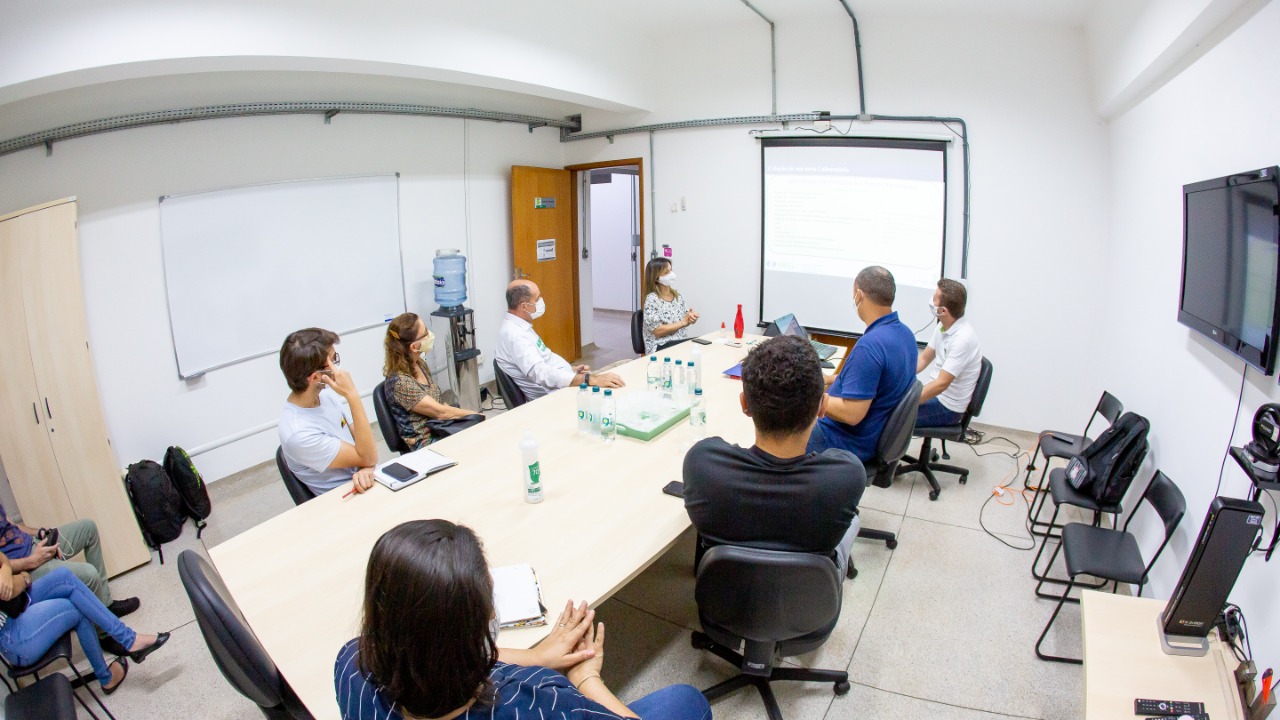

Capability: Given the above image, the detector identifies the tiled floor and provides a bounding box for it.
[47,422,1092,720]
[578,309,639,370]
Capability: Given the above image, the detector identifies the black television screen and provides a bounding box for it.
[1178,167,1280,374]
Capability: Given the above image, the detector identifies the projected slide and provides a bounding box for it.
[761,139,947,335]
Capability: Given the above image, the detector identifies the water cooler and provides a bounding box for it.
[429,250,482,410]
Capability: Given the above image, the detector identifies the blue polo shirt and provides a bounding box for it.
[810,312,918,462]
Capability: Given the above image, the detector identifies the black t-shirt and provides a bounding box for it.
[682,437,866,560]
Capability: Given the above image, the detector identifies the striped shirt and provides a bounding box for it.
[334,639,629,720]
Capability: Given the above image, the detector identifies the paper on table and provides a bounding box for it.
[374,448,457,485]
[491,563,547,628]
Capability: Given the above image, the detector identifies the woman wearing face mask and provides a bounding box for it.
[335,519,711,720]
[642,258,699,355]
[383,313,482,449]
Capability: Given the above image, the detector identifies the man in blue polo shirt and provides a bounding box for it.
[807,266,918,462]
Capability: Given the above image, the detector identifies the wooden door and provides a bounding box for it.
[511,166,579,360]
[17,200,150,575]
[0,206,78,527]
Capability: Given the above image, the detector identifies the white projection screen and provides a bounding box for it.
[760,138,948,337]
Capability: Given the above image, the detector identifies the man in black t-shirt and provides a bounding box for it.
[683,335,866,575]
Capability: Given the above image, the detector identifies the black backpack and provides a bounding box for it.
[124,460,185,563]
[1065,411,1150,506]
[163,446,211,538]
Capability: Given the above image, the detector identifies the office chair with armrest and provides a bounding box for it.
[275,447,318,506]
[631,309,645,355]
[1035,471,1185,664]
[851,379,923,567]
[1026,391,1124,536]
[372,380,412,455]
[0,631,113,720]
[178,550,316,720]
[3,673,78,720]
[492,360,529,408]
[691,545,849,720]
[895,357,993,501]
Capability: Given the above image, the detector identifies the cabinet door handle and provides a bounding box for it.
[33,402,39,425]
[44,398,52,419]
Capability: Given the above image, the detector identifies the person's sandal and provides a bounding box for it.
[128,632,170,664]
[102,657,129,695]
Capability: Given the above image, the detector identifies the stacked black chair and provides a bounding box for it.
[493,360,529,408]
[3,673,78,720]
[631,309,646,355]
[372,380,412,455]
[1035,471,1185,663]
[178,550,316,719]
[896,357,993,500]
[692,545,850,720]
[275,446,318,506]
[1025,391,1124,535]
[0,633,113,719]
[851,379,923,570]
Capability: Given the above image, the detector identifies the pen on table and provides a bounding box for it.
[342,487,357,499]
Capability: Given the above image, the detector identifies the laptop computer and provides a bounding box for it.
[768,313,839,360]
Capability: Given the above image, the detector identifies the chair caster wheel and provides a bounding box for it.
[691,633,712,650]
[886,538,898,550]
[834,681,851,696]
[959,475,968,485]
[930,450,940,462]
[929,490,940,501]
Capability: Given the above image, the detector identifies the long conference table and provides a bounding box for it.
[210,333,829,719]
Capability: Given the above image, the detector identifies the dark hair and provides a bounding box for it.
[279,328,339,393]
[741,336,825,437]
[506,282,533,310]
[384,312,424,379]
[643,257,677,299]
[359,520,497,718]
[855,266,896,306]
[937,279,967,318]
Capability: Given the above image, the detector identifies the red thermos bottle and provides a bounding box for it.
[733,304,744,339]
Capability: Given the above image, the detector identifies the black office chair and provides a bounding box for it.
[852,379,923,565]
[0,632,112,719]
[896,357,993,500]
[492,360,529,408]
[691,545,849,720]
[372,381,411,454]
[1035,471,1185,664]
[275,446,318,506]
[178,550,316,719]
[631,309,645,355]
[3,673,78,720]
[1025,391,1124,535]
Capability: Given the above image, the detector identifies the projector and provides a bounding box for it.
[1244,403,1280,473]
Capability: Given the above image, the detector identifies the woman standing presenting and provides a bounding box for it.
[642,258,699,355]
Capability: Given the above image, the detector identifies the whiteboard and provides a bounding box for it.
[160,175,405,378]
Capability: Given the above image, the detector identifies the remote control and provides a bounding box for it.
[1134,700,1206,716]
[1152,715,1209,720]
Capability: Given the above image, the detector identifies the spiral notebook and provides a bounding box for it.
[491,563,547,629]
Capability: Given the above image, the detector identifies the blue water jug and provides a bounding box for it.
[433,250,467,307]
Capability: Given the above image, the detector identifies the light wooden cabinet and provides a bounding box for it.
[0,199,150,576]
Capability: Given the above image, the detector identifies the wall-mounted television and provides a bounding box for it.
[1178,166,1280,374]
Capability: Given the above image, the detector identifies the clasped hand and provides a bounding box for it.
[529,600,607,685]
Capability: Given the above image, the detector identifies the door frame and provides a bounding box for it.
[565,158,646,354]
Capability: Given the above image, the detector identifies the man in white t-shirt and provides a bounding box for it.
[495,279,624,401]
[915,279,982,428]
[278,328,379,495]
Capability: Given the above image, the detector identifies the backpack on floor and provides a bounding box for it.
[163,445,211,538]
[124,460,185,564]
[1064,411,1150,506]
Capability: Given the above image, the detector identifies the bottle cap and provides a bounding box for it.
[688,362,695,368]
[695,388,703,395]
[650,355,657,360]
[664,357,671,362]
[675,360,683,366]
[592,386,600,392]
[579,383,588,390]
[604,389,612,396]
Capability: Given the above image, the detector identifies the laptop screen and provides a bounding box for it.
[774,313,808,339]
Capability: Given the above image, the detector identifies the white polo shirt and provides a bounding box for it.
[923,316,982,413]
[495,313,575,401]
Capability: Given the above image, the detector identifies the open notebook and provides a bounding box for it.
[373,449,457,491]
[491,563,547,629]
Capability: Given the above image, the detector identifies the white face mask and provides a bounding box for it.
[416,330,435,357]
[528,298,546,320]
[658,272,677,287]
[928,303,943,319]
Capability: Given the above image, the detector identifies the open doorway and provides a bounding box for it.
[568,160,644,369]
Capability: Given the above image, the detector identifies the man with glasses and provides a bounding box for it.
[278,328,378,495]
[495,279,624,401]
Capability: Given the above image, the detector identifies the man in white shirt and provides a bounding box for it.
[495,280,624,401]
[278,328,379,495]
[916,279,982,428]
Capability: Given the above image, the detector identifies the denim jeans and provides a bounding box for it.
[0,567,136,685]
[628,684,712,720]
[915,398,963,428]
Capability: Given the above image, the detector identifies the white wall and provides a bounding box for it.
[0,114,562,483]
[590,174,639,312]
[1100,0,1280,675]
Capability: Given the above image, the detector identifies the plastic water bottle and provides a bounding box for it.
[432,249,468,307]
[689,388,706,437]
[674,360,685,395]
[589,387,603,435]
[646,356,661,394]
[690,348,703,390]
[521,431,543,503]
[576,383,590,434]
[661,358,673,399]
[600,389,617,442]
[720,322,727,339]
[686,362,698,400]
